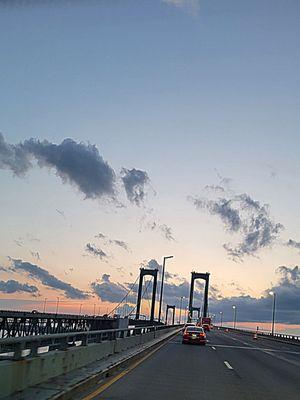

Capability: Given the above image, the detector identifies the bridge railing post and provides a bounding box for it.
[13,341,25,360]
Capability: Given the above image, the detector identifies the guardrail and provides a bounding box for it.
[219,326,300,344]
[0,324,179,360]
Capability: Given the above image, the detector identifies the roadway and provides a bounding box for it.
[79,328,300,400]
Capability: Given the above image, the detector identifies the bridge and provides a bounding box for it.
[0,269,299,399]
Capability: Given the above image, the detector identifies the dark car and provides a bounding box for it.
[182,326,207,345]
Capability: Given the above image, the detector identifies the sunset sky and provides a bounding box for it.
[0,0,299,325]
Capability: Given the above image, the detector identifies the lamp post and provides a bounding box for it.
[158,256,173,323]
[43,298,47,313]
[184,306,188,322]
[269,291,276,336]
[232,305,237,329]
[179,296,185,324]
[55,297,60,314]
[79,303,82,315]
[219,311,223,327]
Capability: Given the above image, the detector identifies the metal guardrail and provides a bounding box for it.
[219,326,300,344]
[0,324,181,361]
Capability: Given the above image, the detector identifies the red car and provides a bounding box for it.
[182,326,207,345]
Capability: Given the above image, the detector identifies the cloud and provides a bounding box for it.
[286,239,300,250]
[30,251,41,260]
[147,221,175,241]
[0,279,39,295]
[93,262,300,324]
[85,243,107,259]
[162,0,200,16]
[0,132,32,175]
[10,258,88,299]
[56,209,66,219]
[190,197,242,232]
[113,240,130,251]
[0,134,116,200]
[95,233,130,252]
[91,274,135,303]
[190,189,283,261]
[208,266,300,324]
[121,168,150,206]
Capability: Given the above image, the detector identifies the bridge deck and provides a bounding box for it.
[78,329,300,400]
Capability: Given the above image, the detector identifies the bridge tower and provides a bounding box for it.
[165,305,175,325]
[190,306,201,320]
[135,268,158,322]
[188,272,210,321]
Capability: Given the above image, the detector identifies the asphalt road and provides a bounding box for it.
[82,329,300,400]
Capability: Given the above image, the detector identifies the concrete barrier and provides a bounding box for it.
[0,326,180,398]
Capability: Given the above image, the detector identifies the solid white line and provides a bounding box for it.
[211,346,216,350]
[224,361,234,370]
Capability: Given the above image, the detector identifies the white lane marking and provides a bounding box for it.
[211,346,216,350]
[224,361,234,370]
[211,344,300,355]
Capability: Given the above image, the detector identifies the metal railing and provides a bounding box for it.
[0,324,181,361]
[219,326,300,344]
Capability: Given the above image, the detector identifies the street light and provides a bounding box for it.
[43,298,47,313]
[219,311,223,327]
[55,297,60,314]
[269,291,276,336]
[179,296,185,324]
[158,255,173,323]
[232,305,237,329]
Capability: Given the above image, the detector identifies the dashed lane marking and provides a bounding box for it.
[211,346,216,350]
[224,361,234,370]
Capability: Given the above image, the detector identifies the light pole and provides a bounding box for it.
[219,311,223,327]
[232,305,237,329]
[43,298,47,313]
[158,255,173,323]
[269,291,276,336]
[55,297,60,314]
[79,303,82,315]
[179,296,185,324]
[184,306,188,322]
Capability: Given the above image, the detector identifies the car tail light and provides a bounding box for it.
[183,333,189,338]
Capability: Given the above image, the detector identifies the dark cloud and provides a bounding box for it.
[91,274,136,303]
[0,279,39,295]
[85,243,107,259]
[209,266,300,324]
[0,134,116,200]
[148,221,175,241]
[0,133,31,175]
[93,262,300,324]
[113,240,130,251]
[10,258,88,299]
[286,239,300,250]
[91,259,204,312]
[121,168,150,206]
[190,190,283,261]
[190,197,242,232]
[95,233,130,252]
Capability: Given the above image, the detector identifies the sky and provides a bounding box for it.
[0,0,300,326]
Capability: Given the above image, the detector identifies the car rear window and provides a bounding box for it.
[186,327,204,333]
